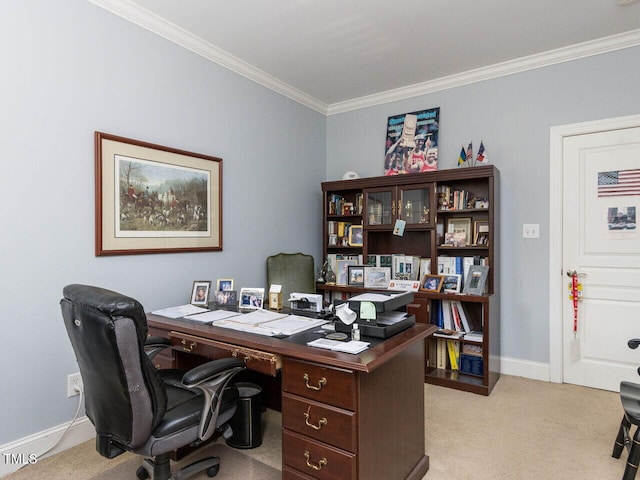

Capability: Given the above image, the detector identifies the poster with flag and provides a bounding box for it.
[466,142,473,165]
[476,141,488,165]
[457,145,467,167]
[597,169,640,197]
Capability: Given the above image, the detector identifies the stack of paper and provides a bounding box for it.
[152,304,209,318]
[212,309,327,336]
[184,310,241,323]
[307,338,370,354]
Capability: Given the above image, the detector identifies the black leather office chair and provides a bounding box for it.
[266,252,315,304]
[613,338,640,480]
[61,284,245,480]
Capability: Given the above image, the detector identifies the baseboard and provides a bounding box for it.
[498,355,551,382]
[0,416,94,478]
[0,356,552,478]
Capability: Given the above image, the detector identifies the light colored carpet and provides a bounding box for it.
[423,375,624,479]
[2,376,630,480]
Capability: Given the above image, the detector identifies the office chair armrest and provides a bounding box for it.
[144,336,171,360]
[182,358,245,441]
[182,357,245,386]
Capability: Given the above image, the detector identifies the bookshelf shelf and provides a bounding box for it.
[319,166,500,395]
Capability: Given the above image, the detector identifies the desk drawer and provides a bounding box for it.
[282,358,356,410]
[283,430,356,480]
[282,393,356,453]
[169,331,281,376]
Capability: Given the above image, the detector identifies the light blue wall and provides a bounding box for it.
[326,45,640,365]
[2,0,639,450]
[0,1,325,444]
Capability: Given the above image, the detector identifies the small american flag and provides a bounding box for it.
[598,169,640,197]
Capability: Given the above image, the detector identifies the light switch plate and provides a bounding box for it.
[522,224,540,238]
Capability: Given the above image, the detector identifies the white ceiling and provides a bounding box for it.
[92,0,640,114]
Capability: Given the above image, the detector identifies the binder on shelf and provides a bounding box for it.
[460,353,483,377]
[446,339,460,370]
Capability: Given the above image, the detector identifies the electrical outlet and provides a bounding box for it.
[67,373,83,397]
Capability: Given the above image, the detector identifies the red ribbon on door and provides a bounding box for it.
[567,270,583,336]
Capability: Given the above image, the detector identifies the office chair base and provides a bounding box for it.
[613,415,640,480]
[137,453,221,479]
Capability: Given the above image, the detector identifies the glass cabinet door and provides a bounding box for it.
[399,185,432,227]
[365,188,393,228]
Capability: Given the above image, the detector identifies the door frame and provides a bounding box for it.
[548,113,640,383]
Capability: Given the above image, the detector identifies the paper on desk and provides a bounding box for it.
[348,291,412,302]
[212,310,326,336]
[152,304,209,318]
[307,338,370,354]
[184,310,241,323]
[375,311,408,326]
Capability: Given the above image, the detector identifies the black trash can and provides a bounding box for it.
[225,382,263,449]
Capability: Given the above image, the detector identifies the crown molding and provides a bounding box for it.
[89,0,329,114]
[90,1,640,117]
[327,29,640,115]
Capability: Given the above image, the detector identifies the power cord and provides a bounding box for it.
[7,385,85,473]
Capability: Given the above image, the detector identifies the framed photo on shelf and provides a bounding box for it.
[348,225,363,246]
[215,290,237,306]
[447,217,472,246]
[239,288,264,309]
[216,278,234,291]
[420,274,444,293]
[347,265,366,287]
[474,220,489,246]
[336,259,358,286]
[442,274,462,293]
[364,266,391,288]
[190,281,211,306]
[95,131,222,256]
[463,265,489,295]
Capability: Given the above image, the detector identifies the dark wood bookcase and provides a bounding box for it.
[318,166,500,395]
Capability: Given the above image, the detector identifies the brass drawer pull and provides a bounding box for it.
[304,450,327,471]
[231,351,251,363]
[303,373,327,391]
[180,339,196,352]
[303,406,327,430]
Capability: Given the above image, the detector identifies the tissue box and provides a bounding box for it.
[289,293,323,313]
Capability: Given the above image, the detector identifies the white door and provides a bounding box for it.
[561,125,640,391]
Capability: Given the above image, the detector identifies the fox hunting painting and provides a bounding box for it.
[95,132,222,255]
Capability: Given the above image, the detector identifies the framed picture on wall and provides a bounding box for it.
[95,132,222,256]
[384,107,440,175]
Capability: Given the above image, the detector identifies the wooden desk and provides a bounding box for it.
[147,313,435,480]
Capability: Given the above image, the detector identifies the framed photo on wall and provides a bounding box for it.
[95,132,222,256]
[384,107,440,175]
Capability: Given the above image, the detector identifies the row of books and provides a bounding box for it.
[429,337,483,376]
[437,185,488,211]
[431,299,483,334]
[327,193,363,216]
[437,255,487,286]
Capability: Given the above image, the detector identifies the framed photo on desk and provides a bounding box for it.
[240,288,264,309]
[190,281,211,306]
